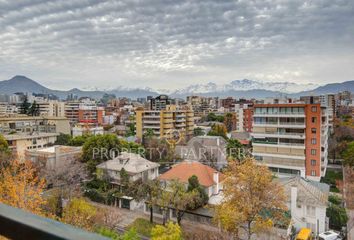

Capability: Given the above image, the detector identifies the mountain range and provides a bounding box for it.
[0,75,353,99]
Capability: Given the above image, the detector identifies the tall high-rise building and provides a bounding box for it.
[149,95,171,110]
[251,103,329,181]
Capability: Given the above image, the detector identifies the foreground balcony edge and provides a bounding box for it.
[0,203,109,240]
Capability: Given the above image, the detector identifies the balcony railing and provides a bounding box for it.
[0,203,109,240]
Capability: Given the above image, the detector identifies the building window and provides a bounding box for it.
[306,205,316,216]
[311,160,316,166]
[312,117,317,123]
[311,138,317,144]
[311,170,316,176]
[311,128,317,134]
[311,106,317,112]
[311,149,316,155]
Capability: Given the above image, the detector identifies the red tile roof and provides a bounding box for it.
[159,161,225,187]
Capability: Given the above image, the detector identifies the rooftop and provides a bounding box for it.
[4,132,59,141]
[96,152,159,174]
[159,161,225,187]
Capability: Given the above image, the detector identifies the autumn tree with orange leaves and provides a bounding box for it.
[0,160,46,215]
[213,157,288,240]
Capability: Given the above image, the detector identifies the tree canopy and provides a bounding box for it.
[151,221,182,240]
[213,157,288,240]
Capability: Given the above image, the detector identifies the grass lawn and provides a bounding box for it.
[127,218,157,237]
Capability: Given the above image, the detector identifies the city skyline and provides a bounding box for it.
[1,0,354,90]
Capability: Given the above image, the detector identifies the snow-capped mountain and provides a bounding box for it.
[170,79,318,96]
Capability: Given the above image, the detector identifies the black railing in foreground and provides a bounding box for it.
[0,203,109,240]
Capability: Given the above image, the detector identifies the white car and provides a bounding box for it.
[318,231,342,240]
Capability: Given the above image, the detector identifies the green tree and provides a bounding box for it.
[68,134,90,146]
[187,175,208,208]
[143,129,155,139]
[0,134,11,164]
[100,93,116,105]
[207,123,228,139]
[226,139,243,160]
[82,134,122,173]
[55,133,73,145]
[326,195,348,231]
[28,100,40,116]
[343,141,354,167]
[193,127,204,136]
[151,221,182,240]
[168,180,198,225]
[20,95,31,114]
[206,112,224,122]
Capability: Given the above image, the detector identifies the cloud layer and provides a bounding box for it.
[0,0,353,90]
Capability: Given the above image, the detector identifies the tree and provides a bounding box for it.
[226,139,243,160]
[343,141,354,168]
[82,134,122,173]
[137,179,162,223]
[0,134,11,164]
[143,129,155,139]
[193,127,205,137]
[206,113,224,122]
[20,95,31,114]
[0,160,46,215]
[168,179,199,225]
[151,221,182,240]
[224,113,236,132]
[100,93,116,105]
[187,175,208,208]
[326,195,348,231]
[68,134,90,146]
[55,133,73,145]
[62,197,97,231]
[28,100,40,116]
[207,123,228,139]
[213,157,287,240]
[39,158,88,199]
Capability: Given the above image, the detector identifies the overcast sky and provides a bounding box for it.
[0,0,353,90]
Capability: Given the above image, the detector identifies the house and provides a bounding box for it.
[278,176,329,235]
[158,161,225,204]
[144,161,225,223]
[175,136,228,169]
[96,152,160,210]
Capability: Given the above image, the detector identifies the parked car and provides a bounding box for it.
[318,231,342,240]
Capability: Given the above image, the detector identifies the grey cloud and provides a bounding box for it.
[0,0,353,90]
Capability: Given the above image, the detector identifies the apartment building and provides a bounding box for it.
[149,95,171,110]
[0,115,70,159]
[135,105,194,141]
[251,103,329,181]
[234,103,254,133]
[0,103,18,115]
[65,100,104,125]
[37,100,65,117]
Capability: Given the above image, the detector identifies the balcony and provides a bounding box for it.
[0,203,108,240]
[252,140,305,149]
[251,132,305,139]
[253,121,305,128]
[253,112,305,118]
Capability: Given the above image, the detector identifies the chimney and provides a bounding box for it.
[290,186,298,219]
[213,171,219,194]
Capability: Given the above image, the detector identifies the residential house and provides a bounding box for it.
[278,176,329,235]
[96,152,159,210]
